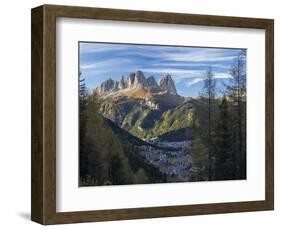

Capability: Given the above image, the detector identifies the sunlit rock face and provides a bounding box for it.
[96,78,115,95]
[95,71,178,97]
[158,74,177,95]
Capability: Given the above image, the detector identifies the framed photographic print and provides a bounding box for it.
[31,4,274,224]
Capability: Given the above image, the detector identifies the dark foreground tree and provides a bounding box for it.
[213,97,235,180]
[224,50,247,179]
[187,137,208,181]
[200,67,217,180]
[79,73,90,183]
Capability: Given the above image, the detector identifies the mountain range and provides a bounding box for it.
[95,70,177,98]
[82,70,229,184]
[92,71,206,141]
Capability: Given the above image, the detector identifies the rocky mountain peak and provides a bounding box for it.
[118,76,127,90]
[127,72,136,88]
[158,74,177,94]
[95,71,178,96]
[134,71,146,88]
[96,78,115,95]
[146,76,158,88]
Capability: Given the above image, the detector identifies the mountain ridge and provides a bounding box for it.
[95,71,177,98]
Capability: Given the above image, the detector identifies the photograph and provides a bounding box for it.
[30,4,274,224]
[78,42,247,186]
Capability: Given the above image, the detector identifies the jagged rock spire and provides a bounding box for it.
[134,71,146,88]
[95,71,178,96]
[127,72,136,88]
[96,78,114,95]
[146,76,158,88]
[158,74,177,94]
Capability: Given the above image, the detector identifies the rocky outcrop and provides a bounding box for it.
[134,71,146,88]
[146,76,158,88]
[118,76,127,90]
[95,71,178,96]
[96,78,115,95]
[112,80,119,91]
[127,72,136,88]
[158,74,177,94]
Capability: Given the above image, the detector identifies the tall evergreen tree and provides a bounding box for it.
[213,96,234,180]
[79,72,87,110]
[79,73,89,184]
[224,50,247,179]
[187,137,208,181]
[200,67,217,180]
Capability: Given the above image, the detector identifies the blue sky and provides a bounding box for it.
[79,42,246,97]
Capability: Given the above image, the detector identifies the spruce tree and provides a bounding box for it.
[79,73,89,184]
[214,97,233,180]
[200,67,217,180]
[187,137,208,181]
[224,50,247,179]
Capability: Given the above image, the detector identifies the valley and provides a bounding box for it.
[79,43,247,186]
[94,71,201,182]
[138,140,191,182]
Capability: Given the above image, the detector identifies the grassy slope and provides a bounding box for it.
[99,95,210,140]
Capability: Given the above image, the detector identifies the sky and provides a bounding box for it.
[79,42,246,97]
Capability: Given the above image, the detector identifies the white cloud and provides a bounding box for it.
[131,47,238,64]
[161,49,236,63]
[80,42,239,64]
[187,78,204,86]
[142,68,205,76]
[186,72,231,86]
[151,62,229,69]
[214,73,232,79]
[80,58,132,71]
[80,43,131,54]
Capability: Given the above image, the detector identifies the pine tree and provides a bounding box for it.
[200,67,217,180]
[213,97,234,180]
[79,72,87,110]
[83,94,104,185]
[187,137,208,181]
[224,50,247,179]
[79,73,89,184]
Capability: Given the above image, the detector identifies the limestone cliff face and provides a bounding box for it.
[127,72,136,88]
[158,74,177,95]
[95,71,178,97]
[96,78,115,95]
[133,71,146,88]
[118,76,127,90]
[146,76,158,88]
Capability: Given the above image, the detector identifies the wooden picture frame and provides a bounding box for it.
[31,4,274,225]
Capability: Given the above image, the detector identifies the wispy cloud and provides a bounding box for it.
[79,42,245,97]
[160,49,236,63]
[80,43,131,54]
[142,68,205,76]
[151,62,229,69]
[126,47,237,63]
[186,73,232,86]
[80,58,132,71]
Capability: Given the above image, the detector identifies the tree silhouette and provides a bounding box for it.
[200,67,217,180]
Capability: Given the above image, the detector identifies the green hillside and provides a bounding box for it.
[99,96,212,140]
[79,97,166,186]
